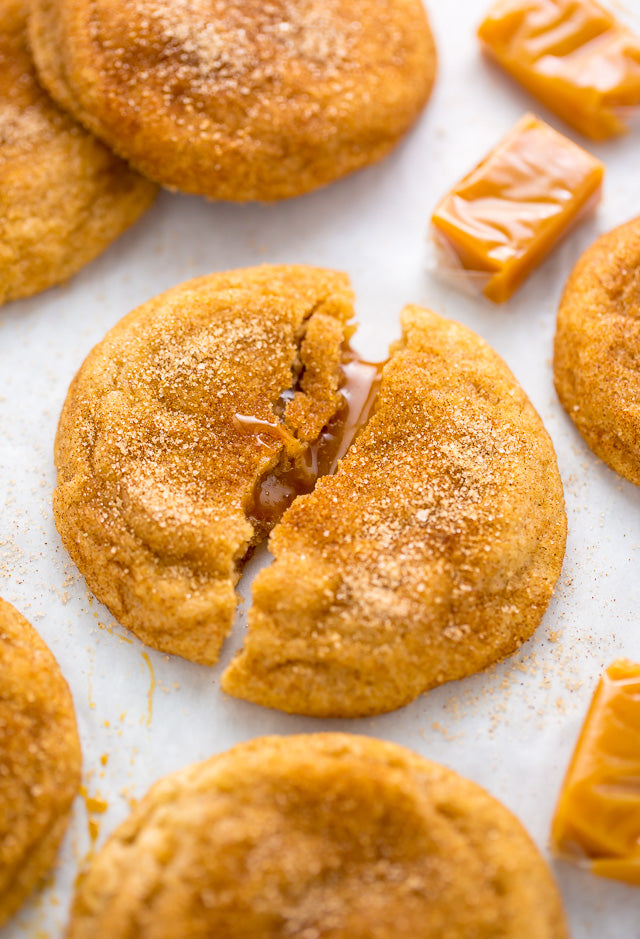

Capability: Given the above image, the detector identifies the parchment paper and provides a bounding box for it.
[2,1,640,935]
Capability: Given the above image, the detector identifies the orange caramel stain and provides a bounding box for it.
[141,651,156,727]
[79,785,109,851]
[551,659,640,886]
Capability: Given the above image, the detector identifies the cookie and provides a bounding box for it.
[53,265,354,665]
[65,734,568,939]
[0,597,81,927]
[223,306,567,716]
[554,216,640,486]
[28,0,437,202]
[0,0,156,307]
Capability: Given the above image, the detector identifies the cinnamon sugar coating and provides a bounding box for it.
[554,216,640,487]
[0,0,156,306]
[28,0,436,201]
[223,308,567,717]
[0,598,81,927]
[65,734,568,939]
[53,266,354,664]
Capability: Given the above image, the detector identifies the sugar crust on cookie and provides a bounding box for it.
[28,0,437,201]
[65,733,568,939]
[53,265,354,665]
[554,215,640,487]
[0,0,156,306]
[0,597,81,927]
[223,307,567,717]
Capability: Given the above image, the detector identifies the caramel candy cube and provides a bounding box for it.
[430,114,604,303]
[479,0,640,140]
[551,659,640,886]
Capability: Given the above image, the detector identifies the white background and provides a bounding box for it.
[2,0,640,935]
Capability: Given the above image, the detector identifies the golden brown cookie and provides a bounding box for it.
[554,216,640,487]
[28,0,437,202]
[223,307,567,717]
[65,734,568,939]
[0,597,81,927]
[53,265,354,665]
[0,0,156,307]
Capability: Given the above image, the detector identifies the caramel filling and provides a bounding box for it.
[237,351,385,527]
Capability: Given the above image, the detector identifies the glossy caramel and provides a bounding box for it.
[479,0,640,140]
[551,659,640,886]
[241,352,385,525]
[431,114,604,303]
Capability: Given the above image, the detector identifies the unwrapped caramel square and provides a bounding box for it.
[430,114,604,303]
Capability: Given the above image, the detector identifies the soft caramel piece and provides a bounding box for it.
[431,114,604,303]
[551,660,640,886]
[479,0,640,141]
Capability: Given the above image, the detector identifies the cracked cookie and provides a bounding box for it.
[223,306,567,716]
[28,0,437,201]
[53,265,355,664]
[65,734,568,939]
[0,0,156,307]
[554,215,640,487]
[55,268,566,714]
[0,597,81,927]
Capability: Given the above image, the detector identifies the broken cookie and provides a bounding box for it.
[54,265,355,665]
[54,266,566,714]
[224,305,567,716]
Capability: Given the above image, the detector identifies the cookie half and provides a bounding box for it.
[0,0,156,306]
[554,216,640,486]
[0,597,81,927]
[53,265,355,665]
[65,734,568,939]
[28,0,437,201]
[223,306,567,716]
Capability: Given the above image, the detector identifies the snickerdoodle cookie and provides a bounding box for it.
[0,0,156,307]
[55,269,566,713]
[53,265,354,665]
[223,307,566,716]
[28,0,437,201]
[0,597,81,927]
[65,734,568,939]
[554,216,640,486]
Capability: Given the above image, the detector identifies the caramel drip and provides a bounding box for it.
[240,350,386,525]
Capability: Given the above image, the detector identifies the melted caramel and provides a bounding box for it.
[551,659,640,886]
[240,351,385,526]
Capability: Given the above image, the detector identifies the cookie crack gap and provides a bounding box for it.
[239,338,386,546]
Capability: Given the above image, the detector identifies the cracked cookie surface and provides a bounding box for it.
[223,307,567,716]
[554,215,640,486]
[0,597,81,927]
[0,0,156,307]
[65,733,568,939]
[28,0,436,201]
[53,265,354,664]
